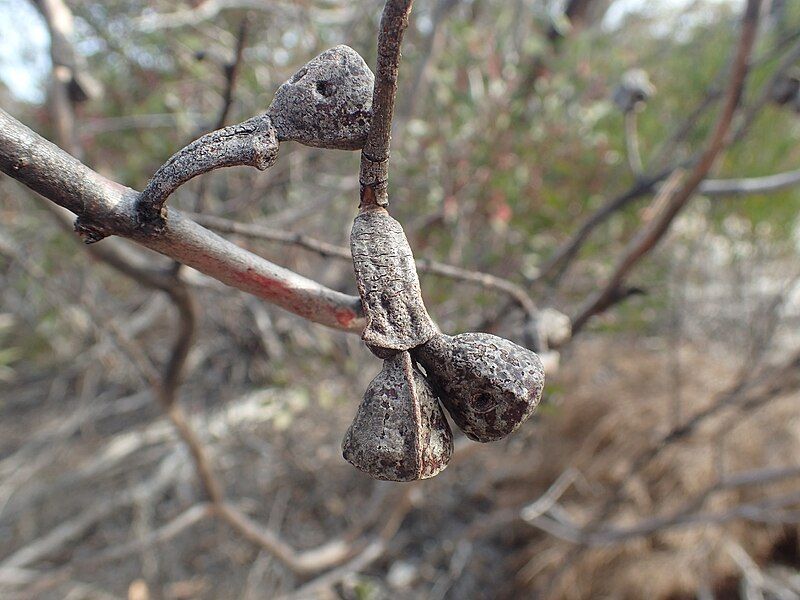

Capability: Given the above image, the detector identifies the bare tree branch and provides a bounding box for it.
[537,26,800,289]
[526,485,800,546]
[0,109,364,332]
[402,0,461,119]
[214,16,250,132]
[700,167,800,196]
[534,166,673,284]
[731,34,800,144]
[134,0,283,32]
[623,110,644,177]
[190,212,539,318]
[571,0,763,334]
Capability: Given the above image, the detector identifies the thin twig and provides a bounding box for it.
[359,0,414,208]
[700,167,800,196]
[0,453,182,572]
[535,166,674,284]
[731,34,800,144]
[214,16,250,132]
[189,212,539,318]
[571,0,762,334]
[195,15,251,213]
[624,111,643,177]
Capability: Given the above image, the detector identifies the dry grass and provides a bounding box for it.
[510,337,800,599]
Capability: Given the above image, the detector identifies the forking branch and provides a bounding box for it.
[0,108,364,332]
[571,0,762,333]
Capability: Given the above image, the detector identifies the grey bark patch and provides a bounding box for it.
[350,208,438,354]
[412,333,545,442]
[267,45,375,151]
[342,352,452,481]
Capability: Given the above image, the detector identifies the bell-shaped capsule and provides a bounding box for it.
[412,333,544,443]
[342,352,452,481]
[351,207,438,357]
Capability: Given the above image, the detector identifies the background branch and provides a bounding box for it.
[0,109,364,332]
[571,0,762,333]
[190,212,540,319]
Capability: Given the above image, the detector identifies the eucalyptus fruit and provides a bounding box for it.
[342,352,452,481]
[136,45,375,229]
[135,43,546,482]
[344,146,544,478]
[412,333,545,442]
[350,206,437,357]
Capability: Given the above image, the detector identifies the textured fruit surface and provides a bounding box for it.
[350,208,438,354]
[268,45,374,150]
[342,352,452,481]
[413,333,545,442]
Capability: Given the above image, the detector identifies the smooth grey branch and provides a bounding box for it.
[0,108,365,333]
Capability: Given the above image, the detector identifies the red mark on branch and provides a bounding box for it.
[233,269,290,300]
[334,306,357,328]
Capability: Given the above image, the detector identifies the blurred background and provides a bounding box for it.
[1,0,800,598]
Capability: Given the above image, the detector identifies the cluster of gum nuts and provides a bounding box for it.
[344,202,544,481]
[136,46,545,482]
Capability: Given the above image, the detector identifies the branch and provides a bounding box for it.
[528,346,800,577]
[359,0,414,207]
[0,453,181,572]
[134,0,275,32]
[623,110,644,177]
[571,0,762,334]
[535,167,673,283]
[526,482,800,546]
[731,34,800,144]
[537,27,799,288]
[212,15,250,132]
[189,212,540,318]
[537,163,800,286]
[0,109,364,332]
[402,0,461,119]
[700,167,800,196]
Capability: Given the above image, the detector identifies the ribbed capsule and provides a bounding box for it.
[342,351,453,481]
[350,207,438,357]
[412,333,545,442]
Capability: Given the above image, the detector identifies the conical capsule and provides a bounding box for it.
[268,44,374,150]
[350,207,438,357]
[342,351,452,481]
[412,333,545,443]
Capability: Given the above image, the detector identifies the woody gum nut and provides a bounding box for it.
[351,208,438,356]
[412,333,545,443]
[342,352,453,481]
[267,45,375,150]
[137,46,374,228]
